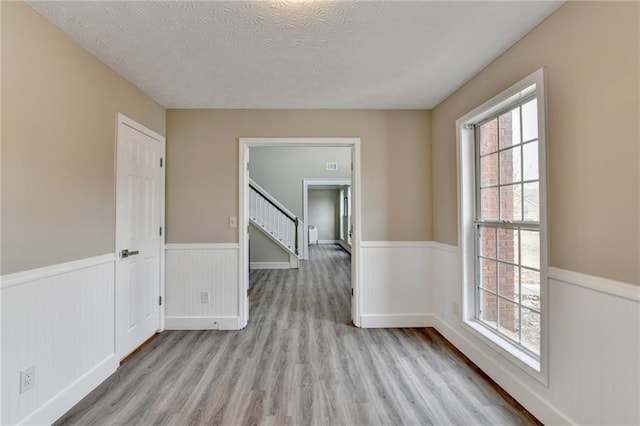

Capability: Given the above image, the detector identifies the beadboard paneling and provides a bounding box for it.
[360,242,432,326]
[165,244,239,330]
[1,255,117,425]
[430,243,640,425]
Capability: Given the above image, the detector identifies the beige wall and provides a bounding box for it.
[250,146,351,219]
[431,1,639,284]
[308,189,340,241]
[1,2,166,274]
[166,109,432,244]
[249,224,290,263]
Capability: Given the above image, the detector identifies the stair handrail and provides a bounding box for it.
[249,178,300,255]
[249,179,298,222]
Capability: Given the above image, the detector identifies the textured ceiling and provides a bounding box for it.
[27,1,563,109]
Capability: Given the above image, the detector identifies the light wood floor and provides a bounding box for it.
[56,244,539,425]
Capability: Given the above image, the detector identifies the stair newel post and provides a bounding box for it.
[294,218,299,256]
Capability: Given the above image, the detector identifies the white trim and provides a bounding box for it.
[361,314,435,328]
[318,239,339,244]
[429,241,459,254]
[456,68,549,385]
[548,267,640,303]
[250,221,297,257]
[116,113,164,142]
[249,262,292,270]
[165,243,240,250]
[19,355,118,426]
[302,178,352,260]
[1,254,115,289]
[165,316,240,330]
[240,138,362,328]
[338,240,351,253]
[432,316,572,426]
[360,241,432,249]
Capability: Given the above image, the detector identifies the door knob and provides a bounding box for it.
[120,249,140,258]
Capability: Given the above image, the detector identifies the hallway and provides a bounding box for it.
[56,245,537,425]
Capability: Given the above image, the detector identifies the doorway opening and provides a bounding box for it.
[239,138,362,328]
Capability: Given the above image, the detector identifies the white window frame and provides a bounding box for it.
[456,68,549,385]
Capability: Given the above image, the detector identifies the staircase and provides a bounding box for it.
[249,179,303,267]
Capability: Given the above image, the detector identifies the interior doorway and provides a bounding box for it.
[239,138,362,328]
[302,178,352,260]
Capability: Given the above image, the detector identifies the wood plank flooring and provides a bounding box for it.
[56,244,540,425]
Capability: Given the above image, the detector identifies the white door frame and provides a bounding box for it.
[239,138,362,328]
[302,178,351,260]
[114,113,166,348]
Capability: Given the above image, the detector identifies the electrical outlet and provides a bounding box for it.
[200,291,210,304]
[20,366,35,394]
[452,302,459,316]
[228,216,238,228]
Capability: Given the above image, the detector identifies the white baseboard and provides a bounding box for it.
[431,315,571,425]
[165,316,240,330]
[318,239,339,244]
[249,262,292,270]
[338,240,351,253]
[360,314,435,328]
[21,355,118,426]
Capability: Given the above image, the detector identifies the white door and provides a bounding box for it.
[115,114,165,360]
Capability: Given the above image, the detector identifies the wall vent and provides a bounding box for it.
[326,162,338,171]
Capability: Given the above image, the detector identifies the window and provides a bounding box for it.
[475,97,541,356]
[458,69,547,382]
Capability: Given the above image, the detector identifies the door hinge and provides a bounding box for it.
[159,226,163,236]
[160,158,164,167]
[159,296,163,306]
[351,288,354,296]
[351,161,353,171]
[247,289,249,296]
[247,162,249,170]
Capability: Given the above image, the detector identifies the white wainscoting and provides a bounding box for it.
[430,243,640,425]
[360,242,433,328]
[165,244,240,330]
[1,255,118,425]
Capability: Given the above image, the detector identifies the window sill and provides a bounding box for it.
[462,318,547,386]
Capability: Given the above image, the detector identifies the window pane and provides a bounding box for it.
[499,107,521,149]
[522,141,539,181]
[498,228,519,264]
[479,119,498,155]
[522,308,540,355]
[498,299,520,342]
[520,230,540,269]
[479,258,497,292]
[498,263,519,303]
[499,146,521,185]
[500,184,522,221]
[523,182,539,222]
[480,153,498,187]
[479,289,498,329]
[480,187,498,220]
[521,268,540,311]
[522,99,538,142]
[479,226,497,259]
